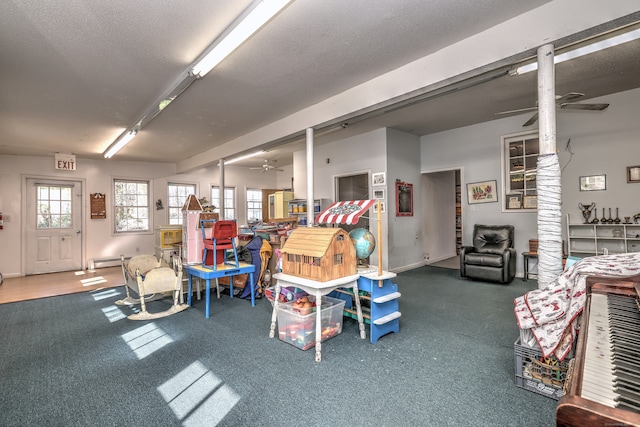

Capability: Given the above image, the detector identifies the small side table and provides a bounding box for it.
[522,251,568,281]
[522,252,537,281]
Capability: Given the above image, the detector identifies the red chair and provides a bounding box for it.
[201,219,239,269]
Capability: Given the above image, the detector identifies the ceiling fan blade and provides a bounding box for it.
[555,92,585,103]
[560,102,610,111]
[495,106,537,116]
[522,112,538,127]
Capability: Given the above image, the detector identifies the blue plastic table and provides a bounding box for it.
[185,263,256,318]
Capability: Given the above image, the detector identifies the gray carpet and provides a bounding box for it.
[0,266,557,426]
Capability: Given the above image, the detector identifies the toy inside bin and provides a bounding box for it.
[265,286,308,304]
[276,295,345,350]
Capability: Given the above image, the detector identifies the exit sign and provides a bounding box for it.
[55,153,76,171]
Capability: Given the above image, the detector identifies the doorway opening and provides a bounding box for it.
[421,168,461,268]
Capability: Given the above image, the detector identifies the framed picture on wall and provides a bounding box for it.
[373,201,386,214]
[579,174,606,191]
[466,180,497,204]
[627,166,640,183]
[372,172,386,186]
[395,181,413,216]
[523,195,538,209]
[506,193,522,209]
[373,188,385,199]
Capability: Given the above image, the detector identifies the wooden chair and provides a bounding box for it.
[200,219,239,269]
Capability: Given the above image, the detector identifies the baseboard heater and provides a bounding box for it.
[90,257,125,269]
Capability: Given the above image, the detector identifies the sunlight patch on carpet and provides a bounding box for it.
[121,322,174,359]
[157,361,239,426]
[101,305,127,322]
[91,289,122,301]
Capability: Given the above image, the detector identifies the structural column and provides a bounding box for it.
[306,128,314,227]
[536,43,563,288]
[219,159,225,216]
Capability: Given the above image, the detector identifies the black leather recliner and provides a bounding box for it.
[460,224,516,284]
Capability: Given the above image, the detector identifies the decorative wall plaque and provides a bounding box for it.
[90,193,106,219]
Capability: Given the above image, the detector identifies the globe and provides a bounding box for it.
[348,228,376,260]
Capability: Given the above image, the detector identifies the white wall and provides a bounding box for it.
[422,113,537,275]
[421,87,640,275]
[292,128,424,272]
[557,88,640,226]
[276,164,294,190]
[385,128,423,271]
[293,128,387,200]
[0,155,278,278]
[292,129,391,268]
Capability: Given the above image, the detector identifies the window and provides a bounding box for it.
[211,186,235,220]
[36,185,72,229]
[168,183,196,224]
[114,179,150,232]
[246,189,262,223]
[502,132,539,211]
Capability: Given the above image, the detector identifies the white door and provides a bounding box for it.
[26,179,83,274]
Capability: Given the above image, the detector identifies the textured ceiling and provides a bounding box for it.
[1,1,638,170]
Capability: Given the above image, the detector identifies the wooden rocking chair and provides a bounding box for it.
[116,254,188,320]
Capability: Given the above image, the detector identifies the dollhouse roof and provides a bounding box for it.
[281,227,349,258]
[181,194,202,211]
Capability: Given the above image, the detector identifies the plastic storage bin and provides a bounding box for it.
[265,286,308,305]
[514,338,572,400]
[277,295,345,350]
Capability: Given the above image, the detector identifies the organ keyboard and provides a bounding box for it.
[557,274,640,427]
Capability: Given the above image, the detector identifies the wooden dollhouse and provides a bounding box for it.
[280,227,356,282]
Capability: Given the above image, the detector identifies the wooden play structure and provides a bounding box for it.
[280,227,356,282]
[116,254,188,320]
[181,194,218,264]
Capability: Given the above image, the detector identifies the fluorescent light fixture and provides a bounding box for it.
[104,130,138,159]
[513,27,640,75]
[102,1,291,159]
[224,150,266,165]
[191,0,293,77]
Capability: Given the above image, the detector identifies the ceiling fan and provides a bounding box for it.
[496,92,610,127]
[250,159,284,173]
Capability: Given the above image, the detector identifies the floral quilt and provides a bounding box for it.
[514,252,640,360]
